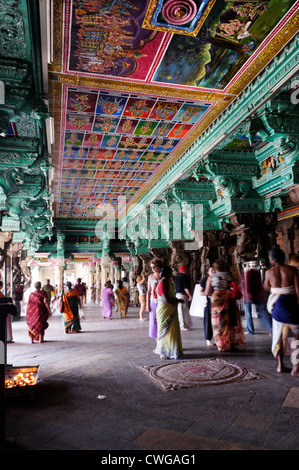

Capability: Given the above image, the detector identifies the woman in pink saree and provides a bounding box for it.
[101,281,114,319]
[26,281,51,343]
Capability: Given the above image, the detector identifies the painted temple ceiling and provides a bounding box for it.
[48,0,299,226]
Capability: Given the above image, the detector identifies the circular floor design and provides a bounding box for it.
[139,358,264,392]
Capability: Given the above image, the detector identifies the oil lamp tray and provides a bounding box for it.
[5,366,40,396]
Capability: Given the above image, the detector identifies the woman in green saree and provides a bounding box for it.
[154,266,183,360]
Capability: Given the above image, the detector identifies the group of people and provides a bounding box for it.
[4,247,299,376]
[147,257,244,361]
[22,278,87,342]
[139,249,299,373]
[3,279,57,344]
[101,278,130,319]
[199,249,299,376]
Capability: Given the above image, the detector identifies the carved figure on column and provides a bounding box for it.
[149,248,170,263]
[138,253,154,278]
[231,214,278,272]
[199,245,210,279]
[0,168,24,195]
[19,256,31,291]
[189,249,203,287]
[168,241,189,273]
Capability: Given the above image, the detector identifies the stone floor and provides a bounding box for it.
[3,303,299,454]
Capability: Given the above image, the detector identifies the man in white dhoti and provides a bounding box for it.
[264,248,299,376]
[175,266,192,330]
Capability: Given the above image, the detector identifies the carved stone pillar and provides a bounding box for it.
[100,256,110,291]
[95,260,101,304]
[30,262,40,289]
[55,257,65,293]
[200,230,226,275]
[199,244,210,277]
[276,218,295,262]
[57,231,65,258]
[189,249,203,286]
[128,256,139,286]
[6,242,23,296]
[10,241,22,272]
[114,263,121,283]
[87,264,95,302]
[0,232,12,292]
[229,213,278,271]
[109,262,115,285]
[19,256,32,291]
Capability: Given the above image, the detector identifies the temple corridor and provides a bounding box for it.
[1,0,299,456]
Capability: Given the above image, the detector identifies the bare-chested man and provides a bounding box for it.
[264,247,299,376]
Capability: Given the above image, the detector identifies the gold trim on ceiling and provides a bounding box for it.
[48,72,229,102]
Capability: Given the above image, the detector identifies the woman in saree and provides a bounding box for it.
[147,258,163,340]
[26,281,51,343]
[61,281,82,333]
[205,260,245,352]
[101,280,114,319]
[154,266,183,360]
[115,280,129,318]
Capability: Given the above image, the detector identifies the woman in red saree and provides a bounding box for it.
[26,282,51,343]
[205,260,245,352]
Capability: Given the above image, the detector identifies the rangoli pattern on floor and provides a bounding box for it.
[139,358,265,392]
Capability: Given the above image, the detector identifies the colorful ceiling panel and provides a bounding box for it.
[49,0,299,220]
[58,86,213,218]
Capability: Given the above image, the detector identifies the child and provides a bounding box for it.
[137,275,147,321]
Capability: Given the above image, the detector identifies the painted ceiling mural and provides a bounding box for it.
[49,0,299,220]
[59,87,212,218]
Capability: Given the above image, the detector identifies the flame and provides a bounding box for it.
[5,368,39,388]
